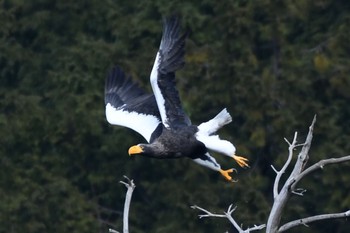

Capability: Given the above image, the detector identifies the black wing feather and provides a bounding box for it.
[157,16,191,128]
[105,66,161,118]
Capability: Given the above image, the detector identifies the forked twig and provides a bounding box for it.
[191,204,265,233]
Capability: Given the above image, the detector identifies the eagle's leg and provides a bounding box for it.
[195,134,250,168]
[192,153,236,182]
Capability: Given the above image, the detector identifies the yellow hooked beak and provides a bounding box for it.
[128,145,144,156]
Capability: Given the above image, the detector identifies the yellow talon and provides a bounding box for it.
[219,168,235,181]
[232,154,250,168]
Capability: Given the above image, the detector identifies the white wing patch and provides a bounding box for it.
[150,52,170,128]
[105,103,161,143]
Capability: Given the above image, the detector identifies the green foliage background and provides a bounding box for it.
[1,0,350,232]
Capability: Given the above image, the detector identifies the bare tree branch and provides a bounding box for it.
[109,176,136,233]
[109,229,120,233]
[291,188,306,196]
[120,176,136,233]
[272,132,298,199]
[278,210,350,232]
[266,116,316,233]
[191,115,349,233]
[191,205,227,219]
[191,204,265,233]
[291,155,350,190]
[293,115,317,173]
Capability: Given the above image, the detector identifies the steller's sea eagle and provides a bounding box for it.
[105,17,249,181]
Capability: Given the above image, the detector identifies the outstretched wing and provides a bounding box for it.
[150,16,191,129]
[105,66,162,143]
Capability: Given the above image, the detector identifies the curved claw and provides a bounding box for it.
[232,154,250,168]
[219,168,237,182]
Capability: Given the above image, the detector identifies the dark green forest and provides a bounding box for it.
[1,0,350,232]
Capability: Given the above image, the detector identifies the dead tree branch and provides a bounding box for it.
[291,155,350,190]
[191,204,266,233]
[266,116,316,233]
[266,116,350,232]
[271,132,298,199]
[191,116,350,232]
[109,176,136,233]
[120,176,136,233]
[109,229,120,233]
[278,210,350,232]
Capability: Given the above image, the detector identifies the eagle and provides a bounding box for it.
[105,17,249,181]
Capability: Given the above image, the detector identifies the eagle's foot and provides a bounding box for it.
[232,155,250,168]
[219,168,237,182]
